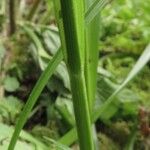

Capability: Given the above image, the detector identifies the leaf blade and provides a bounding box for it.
[8,49,63,150]
[85,0,111,25]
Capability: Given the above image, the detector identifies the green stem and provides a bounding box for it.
[70,73,94,150]
[58,0,94,149]
[85,0,100,114]
[85,1,101,149]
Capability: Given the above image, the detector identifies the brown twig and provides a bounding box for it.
[139,107,150,137]
[8,0,16,36]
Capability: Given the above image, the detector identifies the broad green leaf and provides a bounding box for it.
[21,25,50,70]
[22,25,50,59]
[0,123,48,150]
[55,61,70,89]
[55,96,75,127]
[42,26,61,55]
[3,76,20,92]
[0,96,23,123]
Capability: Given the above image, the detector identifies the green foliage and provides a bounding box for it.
[100,0,150,54]
[3,76,20,92]
[0,0,149,149]
[0,96,23,123]
[0,123,48,150]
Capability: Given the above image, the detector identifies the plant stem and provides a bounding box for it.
[58,1,94,149]
[8,0,16,35]
[85,1,101,149]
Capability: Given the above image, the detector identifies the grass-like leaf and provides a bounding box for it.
[43,137,71,150]
[94,44,150,120]
[85,0,111,25]
[85,1,101,148]
[0,123,48,150]
[85,0,100,113]
[8,49,63,150]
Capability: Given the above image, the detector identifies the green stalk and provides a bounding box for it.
[85,0,100,114]
[8,49,63,150]
[85,1,100,149]
[54,0,94,149]
[85,0,109,25]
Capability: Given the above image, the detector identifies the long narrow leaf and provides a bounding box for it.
[85,0,100,113]
[85,0,112,25]
[85,1,101,148]
[43,137,71,150]
[94,44,150,120]
[8,49,63,150]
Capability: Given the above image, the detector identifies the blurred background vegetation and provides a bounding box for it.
[0,0,149,149]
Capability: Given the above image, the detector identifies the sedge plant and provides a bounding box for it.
[53,0,94,149]
[8,0,150,150]
[8,0,108,149]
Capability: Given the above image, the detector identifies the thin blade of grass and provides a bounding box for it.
[8,49,63,150]
[85,1,101,149]
[85,0,100,113]
[85,0,112,25]
[43,137,71,150]
[94,44,150,120]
